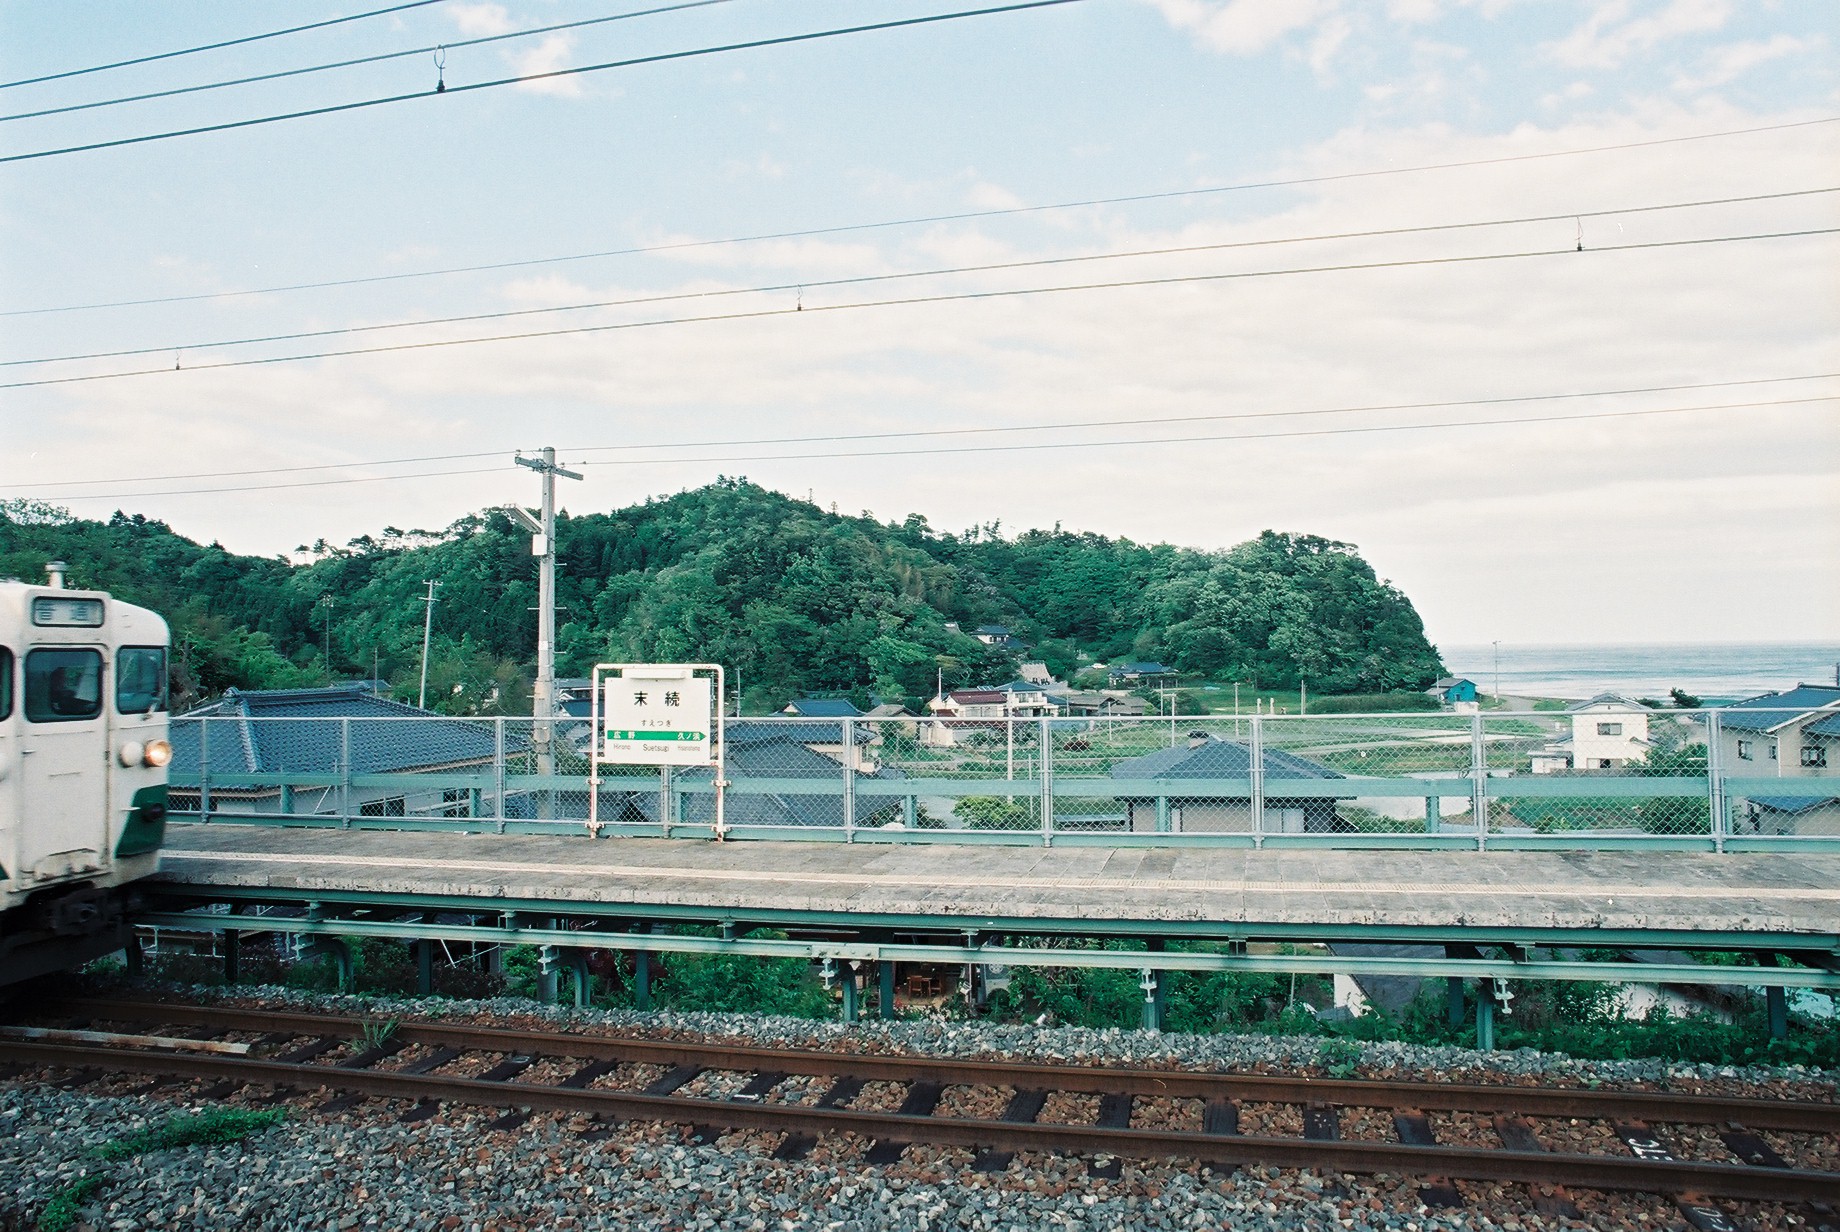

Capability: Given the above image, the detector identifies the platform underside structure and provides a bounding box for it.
[126,823,1840,1039]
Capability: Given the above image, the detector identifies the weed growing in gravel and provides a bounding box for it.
[37,1107,287,1232]
[357,1017,401,1052]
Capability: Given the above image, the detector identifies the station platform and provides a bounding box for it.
[153,824,1840,950]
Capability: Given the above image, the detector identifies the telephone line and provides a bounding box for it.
[17,395,1832,502]
[0,0,1090,165]
[0,0,451,91]
[13,372,1832,491]
[2,227,1831,392]
[0,0,746,124]
[12,188,1828,370]
[9,116,1835,318]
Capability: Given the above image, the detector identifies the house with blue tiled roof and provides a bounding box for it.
[1714,683,1840,834]
[780,697,864,718]
[1109,735,1353,834]
[170,684,520,822]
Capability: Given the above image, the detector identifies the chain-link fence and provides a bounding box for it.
[167,704,1840,847]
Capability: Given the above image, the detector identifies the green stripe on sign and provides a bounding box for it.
[606,730,708,742]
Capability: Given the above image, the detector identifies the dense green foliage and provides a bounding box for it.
[2,482,1442,712]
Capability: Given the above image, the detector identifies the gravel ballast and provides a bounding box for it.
[3,980,1833,1232]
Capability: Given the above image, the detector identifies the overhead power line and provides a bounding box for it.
[9,115,1836,318]
[10,370,1828,492]
[15,394,1834,502]
[0,0,451,92]
[0,0,1091,165]
[11,188,1829,370]
[3,226,1832,392]
[0,0,747,124]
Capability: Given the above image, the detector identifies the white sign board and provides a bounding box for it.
[600,670,713,766]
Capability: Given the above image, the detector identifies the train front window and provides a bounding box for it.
[116,646,168,714]
[0,647,12,720]
[24,647,103,722]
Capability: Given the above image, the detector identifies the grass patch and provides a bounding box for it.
[38,1108,286,1232]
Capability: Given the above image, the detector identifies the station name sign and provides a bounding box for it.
[600,668,714,766]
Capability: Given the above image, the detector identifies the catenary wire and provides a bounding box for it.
[0,0,748,124]
[13,372,1833,491]
[10,188,1829,369]
[17,395,1833,502]
[0,0,452,92]
[2,227,1831,392]
[0,0,1091,165]
[9,116,1837,318]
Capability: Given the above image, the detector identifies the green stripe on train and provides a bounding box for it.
[116,784,169,857]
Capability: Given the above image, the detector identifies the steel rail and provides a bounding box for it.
[54,999,1840,1132]
[0,1038,1833,1205]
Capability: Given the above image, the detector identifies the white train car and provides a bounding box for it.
[0,562,170,986]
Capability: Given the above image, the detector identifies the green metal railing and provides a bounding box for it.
[166,708,1840,850]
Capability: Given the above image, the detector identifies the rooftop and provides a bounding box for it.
[172,685,507,777]
[1717,684,1840,733]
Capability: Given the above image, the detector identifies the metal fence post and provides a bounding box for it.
[493,718,507,834]
[1249,715,1264,845]
[339,717,352,828]
[1471,711,1487,852]
[198,718,212,822]
[1039,715,1053,845]
[1707,710,1725,852]
[660,765,674,838]
[842,719,857,841]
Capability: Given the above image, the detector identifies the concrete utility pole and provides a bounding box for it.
[417,580,440,710]
[513,448,583,787]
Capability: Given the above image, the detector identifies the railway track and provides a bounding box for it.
[4,998,1838,1229]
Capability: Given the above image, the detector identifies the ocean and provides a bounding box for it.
[1440,642,1840,704]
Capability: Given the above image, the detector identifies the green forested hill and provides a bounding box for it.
[0,481,1443,712]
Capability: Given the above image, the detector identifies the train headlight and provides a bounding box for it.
[142,739,172,768]
[119,741,145,767]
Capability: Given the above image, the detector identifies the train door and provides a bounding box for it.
[18,645,108,883]
[0,647,14,884]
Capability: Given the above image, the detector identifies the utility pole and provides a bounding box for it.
[417,580,441,710]
[317,594,336,679]
[1492,640,1501,702]
[513,448,583,795]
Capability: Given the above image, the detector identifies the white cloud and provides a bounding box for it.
[1547,0,1733,70]
[1672,34,1826,92]
[446,3,514,38]
[965,181,1026,211]
[10,109,1836,644]
[1139,0,1339,55]
[509,34,582,97]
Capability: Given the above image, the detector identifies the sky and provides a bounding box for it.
[1,0,1836,652]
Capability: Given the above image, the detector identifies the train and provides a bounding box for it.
[0,562,170,988]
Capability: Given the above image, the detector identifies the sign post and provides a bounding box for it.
[588,664,726,838]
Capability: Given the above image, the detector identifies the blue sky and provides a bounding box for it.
[1,0,1836,648]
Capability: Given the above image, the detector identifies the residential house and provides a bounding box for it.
[613,720,902,829]
[1018,661,1056,685]
[1056,690,1148,718]
[1714,683,1840,834]
[1108,662,1175,686]
[1427,677,1479,706]
[922,685,1064,747]
[781,697,864,718]
[1529,694,1653,773]
[169,684,512,821]
[1109,735,1353,833]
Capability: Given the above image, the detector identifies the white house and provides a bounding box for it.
[1529,693,1652,773]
